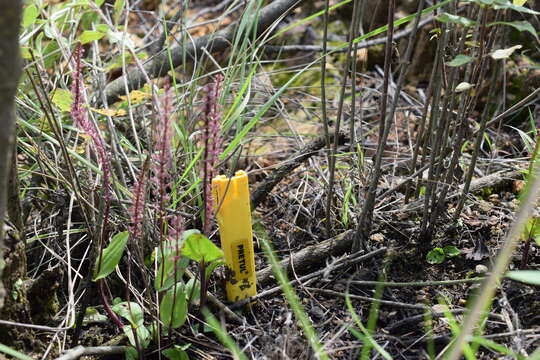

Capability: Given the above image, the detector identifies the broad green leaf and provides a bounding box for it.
[437,13,476,27]
[124,346,138,360]
[79,30,105,44]
[160,285,187,329]
[443,246,461,258]
[447,54,474,67]
[478,0,539,14]
[491,45,522,59]
[95,24,109,32]
[506,270,540,285]
[155,254,188,292]
[426,248,445,264]
[181,230,223,263]
[112,301,144,327]
[96,0,106,6]
[489,21,538,40]
[23,4,39,29]
[93,231,129,281]
[163,345,190,360]
[51,89,73,112]
[124,324,150,348]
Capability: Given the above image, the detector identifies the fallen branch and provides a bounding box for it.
[55,346,125,360]
[262,15,436,54]
[251,130,348,209]
[233,247,386,308]
[395,170,523,214]
[104,0,303,104]
[257,230,357,286]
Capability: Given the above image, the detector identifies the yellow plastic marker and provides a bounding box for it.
[212,170,257,303]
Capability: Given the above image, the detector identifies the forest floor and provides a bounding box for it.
[5,0,540,359]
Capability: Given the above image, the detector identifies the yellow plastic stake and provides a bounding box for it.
[212,170,257,303]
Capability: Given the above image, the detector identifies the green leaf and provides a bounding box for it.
[181,230,223,263]
[163,345,190,360]
[443,246,461,258]
[506,270,540,286]
[205,259,225,280]
[155,254,189,292]
[447,54,474,67]
[185,277,200,303]
[112,301,144,327]
[51,89,73,112]
[160,284,187,329]
[113,0,125,24]
[96,0,106,6]
[437,13,476,27]
[123,325,150,348]
[79,30,105,44]
[489,21,538,40]
[0,344,33,360]
[521,217,540,244]
[426,248,445,264]
[124,346,138,360]
[93,231,129,281]
[96,23,109,32]
[23,4,39,29]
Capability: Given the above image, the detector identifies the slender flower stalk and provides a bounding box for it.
[70,44,112,248]
[150,84,184,240]
[129,158,148,242]
[71,44,121,329]
[201,75,224,236]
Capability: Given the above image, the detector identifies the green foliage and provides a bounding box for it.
[51,89,73,112]
[112,301,144,327]
[521,217,540,245]
[0,344,33,360]
[160,284,188,329]
[471,0,540,14]
[257,224,328,360]
[506,270,540,285]
[163,345,190,360]
[155,239,189,292]
[447,54,474,67]
[93,231,129,281]
[426,246,460,264]
[489,21,538,40]
[78,30,105,44]
[203,308,248,360]
[22,4,38,29]
[437,13,476,27]
[181,230,223,263]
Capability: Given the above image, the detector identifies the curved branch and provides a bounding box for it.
[104,0,303,104]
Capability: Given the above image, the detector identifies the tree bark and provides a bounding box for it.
[0,0,23,311]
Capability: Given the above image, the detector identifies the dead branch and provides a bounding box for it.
[104,0,304,104]
[251,130,348,209]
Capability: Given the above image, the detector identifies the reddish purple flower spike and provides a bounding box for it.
[71,44,112,235]
[71,45,106,163]
[129,162,147,241]
[150,84,184,240]
[201,75,224,236]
